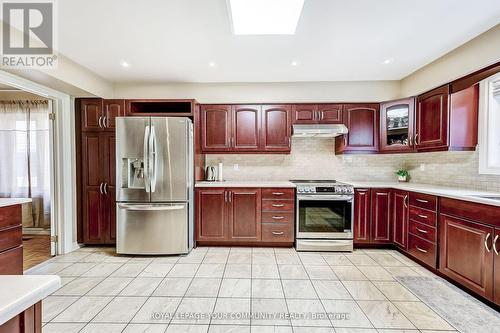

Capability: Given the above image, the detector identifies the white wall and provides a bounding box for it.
[113,81,401,103]
[400,24,500,96]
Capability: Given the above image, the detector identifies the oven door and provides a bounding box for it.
[296,195,353,239]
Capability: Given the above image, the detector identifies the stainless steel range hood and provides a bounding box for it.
[292,124,348,138]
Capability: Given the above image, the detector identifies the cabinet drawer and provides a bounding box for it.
[261,212,294,224]
[409,220,436,243]
[409,192,437,211]
[0,245,23,275]
[261,223,293,242]
[409,206,437,226]
[408,234,436,268]
[262,188,295,200]
[0,226,22,252]
[0,205,22,230]
[262,200,295,212]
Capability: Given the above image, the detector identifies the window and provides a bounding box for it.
[479,72,500,175]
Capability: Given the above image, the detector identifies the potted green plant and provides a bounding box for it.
[396,169,409,182]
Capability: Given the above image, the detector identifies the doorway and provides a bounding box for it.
[0,84,56,270]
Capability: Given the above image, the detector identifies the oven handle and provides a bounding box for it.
[297,195,354,201]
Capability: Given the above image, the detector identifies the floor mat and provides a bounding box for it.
[396,275,500,333]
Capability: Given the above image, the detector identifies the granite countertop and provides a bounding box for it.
[195,181,296,188]
[0,275,60,325]
[0,198,32,208]
[341,181,500,207]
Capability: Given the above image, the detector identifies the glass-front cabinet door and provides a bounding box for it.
[380,98,415,152]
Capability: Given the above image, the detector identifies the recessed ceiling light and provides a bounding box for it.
[383,58,393,65]
[291,61,300,66]
[120,61,130,68]
[208,61,216,67]
[228,0,304,35]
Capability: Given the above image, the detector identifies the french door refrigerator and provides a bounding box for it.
[115,117,194,255]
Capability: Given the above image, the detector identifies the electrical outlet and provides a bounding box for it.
[420,163,425,171]
[233,164,239,171]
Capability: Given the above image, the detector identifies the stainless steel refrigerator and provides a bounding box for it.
[115,117,194,255]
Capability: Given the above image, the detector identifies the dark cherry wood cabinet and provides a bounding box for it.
[196,189,227,241]
[78,98,119,244]
[200,104,291,153]
[439,214,494,300]
[370,189,392,243]
[354,189,371,244]
[293,104,343,124]
[261,105,291,152]
[415,85,449,151]
[292,104,317,124]
[0,204,23,275]
[232,105,260,151]
[494,228,500,305]
[336,104,379,154]
[81,132,115,244]
[200,105,232,152]
[393,190,409,249]
[102,100,125,131]
[380,98,415,153]
[196,187,293,245]
[449,84,479,151]
[228,189,262,241]
[81,98,124,132]
[0,301,41,333]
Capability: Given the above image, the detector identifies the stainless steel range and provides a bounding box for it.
[291,180,354,252]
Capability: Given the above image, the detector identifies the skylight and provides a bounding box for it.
[228,0,305,35]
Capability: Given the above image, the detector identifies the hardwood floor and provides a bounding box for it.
[23,235,52,271]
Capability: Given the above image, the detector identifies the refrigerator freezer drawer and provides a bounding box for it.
[117,203,189,255]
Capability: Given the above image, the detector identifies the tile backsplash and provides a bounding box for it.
[205,137,500,192]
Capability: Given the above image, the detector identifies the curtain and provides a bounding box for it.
[0,100,51,229]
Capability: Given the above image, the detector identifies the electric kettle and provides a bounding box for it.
[205,166,217,181]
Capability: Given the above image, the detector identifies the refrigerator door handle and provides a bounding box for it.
[149,125,158,192]
[117,204,185,211]
[143,125,150,193]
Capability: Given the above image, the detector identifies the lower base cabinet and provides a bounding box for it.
[196,187,294,245]
[0,204,23,275]
[439,214,494,300]
[0,301,41,333]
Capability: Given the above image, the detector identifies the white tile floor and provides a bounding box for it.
[29,246,462,333]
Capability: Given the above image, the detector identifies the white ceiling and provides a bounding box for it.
[57,0,500,83]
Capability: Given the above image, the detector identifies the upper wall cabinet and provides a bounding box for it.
[126,99,196,117]
[81,99,125,132]
[200,105,232,152]
[200,104,291,153]
[415,85,449,151]
[261,105,292,152]
[336,104,379,154]
[380,98,415,153]
[292,104,343,124]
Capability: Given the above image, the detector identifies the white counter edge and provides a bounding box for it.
[0,198,32,208]
[0,275,61,325]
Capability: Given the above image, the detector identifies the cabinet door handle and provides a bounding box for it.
[416,228,428,234]
[272,192,284,195]
[343,135,347,146]
[272,231,284,235]
[272,216,284,220]
[229,191,232,203]
[416,199,428,203]
[403,195,408,208]
[415,246,427,253]
[485,233,491,252]
[103,116,108,128]
[415,133,419,145]
[272,204,284,207]
[103,182,108,195]
[99,182,104,194]
[98,116,103,128]
[224,191,228,202]
[409,135,413,147]
[493,235,499,255]
[417,214,428,219]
